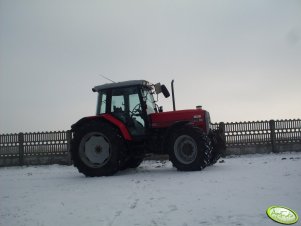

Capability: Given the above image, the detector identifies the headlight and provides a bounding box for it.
[193,115,203,122]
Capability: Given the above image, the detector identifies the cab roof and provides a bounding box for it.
[92,80,153,92]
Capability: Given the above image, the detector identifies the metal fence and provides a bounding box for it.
[211,119,301,154]
[0,131,71,166]
[1,119,300,166]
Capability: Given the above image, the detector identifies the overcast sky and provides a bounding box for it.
[0,0,300,133]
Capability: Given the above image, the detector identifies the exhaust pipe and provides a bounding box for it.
[171,80,176,111]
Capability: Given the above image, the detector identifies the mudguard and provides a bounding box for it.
[71,114,132,141]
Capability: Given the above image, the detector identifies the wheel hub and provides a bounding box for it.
[174,135,198,164]
[95,145,102,153]
[79,132,111,168]
[182,143,193,156]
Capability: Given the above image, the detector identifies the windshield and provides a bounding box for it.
[142,87,156,114]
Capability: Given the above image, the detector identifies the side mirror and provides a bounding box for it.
[154,83,162,94]
[161,85,170,98]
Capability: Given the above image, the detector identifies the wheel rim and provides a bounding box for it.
[79,132,111,168]
[174,135,198,164]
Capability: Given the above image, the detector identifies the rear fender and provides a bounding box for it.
[71,115,132,141]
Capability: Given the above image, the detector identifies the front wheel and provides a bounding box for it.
[168,126,211,171]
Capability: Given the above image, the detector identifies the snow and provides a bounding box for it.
[1,152,300,226]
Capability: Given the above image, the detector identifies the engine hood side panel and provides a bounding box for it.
[150,109,207,129]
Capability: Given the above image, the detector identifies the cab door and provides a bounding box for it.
[110,86,145,136]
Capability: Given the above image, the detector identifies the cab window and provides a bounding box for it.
[97,92,107,114]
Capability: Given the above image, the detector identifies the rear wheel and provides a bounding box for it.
[168,126,211,171]
[70,121,124,177]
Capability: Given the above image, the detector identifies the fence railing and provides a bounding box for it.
[1,119,300,166]
[0,131,71,166]
[211,119,301,154]
[212,119,300,144]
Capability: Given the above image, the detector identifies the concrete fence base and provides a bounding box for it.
[226,143,301,156]
[0,154,72,167]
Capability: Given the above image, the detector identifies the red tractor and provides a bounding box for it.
[70,80,225,176]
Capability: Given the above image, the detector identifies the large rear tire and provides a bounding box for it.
[70,121,124,177]
[168,126,212,171]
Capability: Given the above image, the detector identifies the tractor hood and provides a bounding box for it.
[150,109,210,132]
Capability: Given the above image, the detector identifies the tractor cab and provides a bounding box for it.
[92,80,169,137]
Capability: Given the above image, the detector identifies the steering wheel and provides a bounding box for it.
[130,103,141,117]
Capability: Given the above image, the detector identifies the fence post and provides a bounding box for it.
[66,130,72,151]
[66,130,72,164]
[269,120,277,153]
[218,122,227,156]
[219,122,226,140]
[18,133,24,165]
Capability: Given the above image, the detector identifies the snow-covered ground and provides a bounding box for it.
[1,152,300,226]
